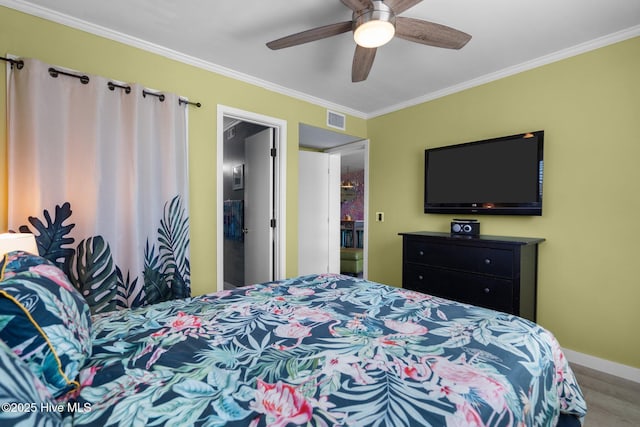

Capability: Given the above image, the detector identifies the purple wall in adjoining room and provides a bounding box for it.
[341,169,365,220]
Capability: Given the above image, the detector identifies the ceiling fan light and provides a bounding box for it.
[353,2,396,48]
[354,20,395,48]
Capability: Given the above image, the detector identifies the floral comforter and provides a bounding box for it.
[64,274,587,426]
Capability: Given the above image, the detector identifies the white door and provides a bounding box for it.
[244,128,274,285]
[298,151,340,275]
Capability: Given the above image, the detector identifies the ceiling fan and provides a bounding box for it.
[266,0,472,82]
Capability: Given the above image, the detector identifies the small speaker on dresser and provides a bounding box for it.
[450,219,480,236]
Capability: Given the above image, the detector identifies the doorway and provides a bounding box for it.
[298,124,369,279]
[216,106,287,291]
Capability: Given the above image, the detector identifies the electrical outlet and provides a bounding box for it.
[376,212,384,222]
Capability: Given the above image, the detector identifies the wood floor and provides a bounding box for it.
[570,363,640,426]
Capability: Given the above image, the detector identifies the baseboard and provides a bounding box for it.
[563,347,640,384]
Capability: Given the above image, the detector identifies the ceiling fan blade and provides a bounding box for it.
[384,0,423,15]
[352,45,377,82]
[395,17,472,49]
[341,0,372,12]
[267,21,353,50]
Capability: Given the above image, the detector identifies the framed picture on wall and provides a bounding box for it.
[232,164,244,190]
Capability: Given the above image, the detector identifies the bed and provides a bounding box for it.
[0,251,586,426]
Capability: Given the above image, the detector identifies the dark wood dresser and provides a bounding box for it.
[399,231,544,321]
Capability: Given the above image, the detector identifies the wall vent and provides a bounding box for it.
[327,110,346,131]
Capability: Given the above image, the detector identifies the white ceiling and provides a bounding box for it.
[299,124,362,151]
[4,0,640,118]
[299,124,365,172]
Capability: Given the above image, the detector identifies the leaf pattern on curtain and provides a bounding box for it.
[72,236,119,313]
[157,196,191,300]
[7,58,191,314]
[18,196,190,314]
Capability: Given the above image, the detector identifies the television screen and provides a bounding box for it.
[424,131,543,215]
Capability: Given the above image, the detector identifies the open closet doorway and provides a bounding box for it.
[217,106,287,291]
[298,124,369,279]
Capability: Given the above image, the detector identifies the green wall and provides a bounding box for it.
[367,37,640,368]
[1,6,638,369]
[0,6,367,296]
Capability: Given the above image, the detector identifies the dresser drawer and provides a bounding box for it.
[404,264,515,314]
[404,238,514,278]
[400,232,543,321]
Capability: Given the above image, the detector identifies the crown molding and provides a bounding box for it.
[3,0,639,120]
[0,0,368,120]
[368,24,640,118]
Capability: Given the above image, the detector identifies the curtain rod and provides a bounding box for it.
[49,67,90,84]
[0,56,24,69]
[6,59,202,108]
[111,83,201,108]
[141,88,200,108]
[179,99,202,108]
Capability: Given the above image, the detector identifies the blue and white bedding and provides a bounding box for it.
[74,274,586,426]
[1,252,586,426]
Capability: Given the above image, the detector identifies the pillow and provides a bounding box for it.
[0,251,92,399]
[1,250,52,280]
[0,339,63,426]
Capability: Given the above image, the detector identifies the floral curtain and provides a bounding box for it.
[6,58,190,313]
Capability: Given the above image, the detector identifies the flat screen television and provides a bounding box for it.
[424,130,544,215]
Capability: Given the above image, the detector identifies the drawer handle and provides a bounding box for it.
[484,258,491,265]
[419,250,424,256]
[483,287,490,294]
[418,275,424,281]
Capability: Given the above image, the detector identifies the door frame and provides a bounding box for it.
[216,105,287,291]
[326,139,369,278]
